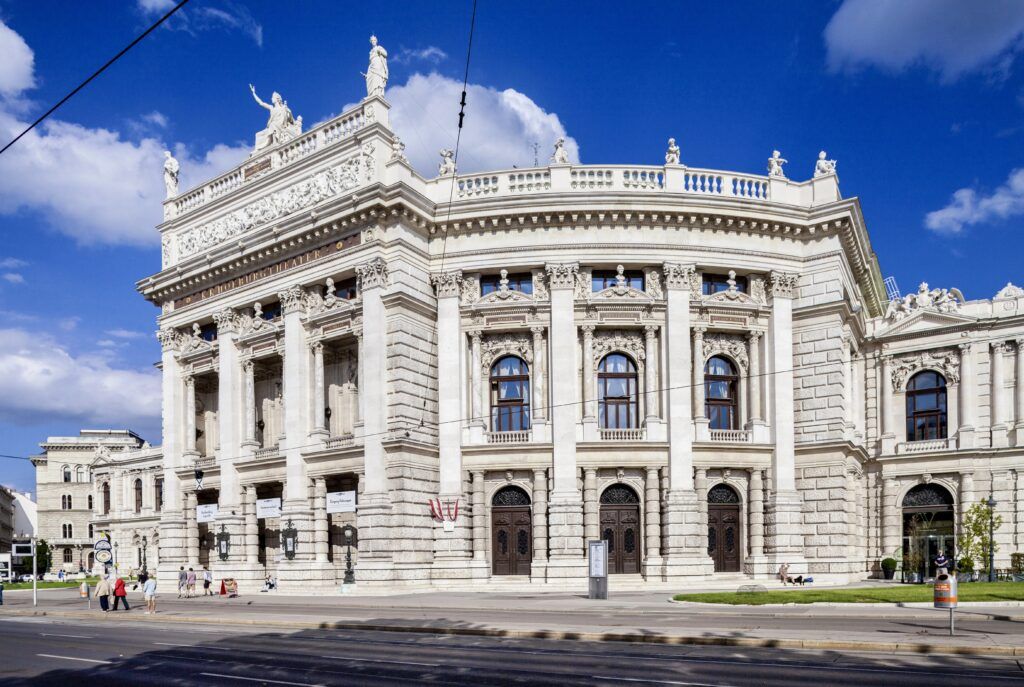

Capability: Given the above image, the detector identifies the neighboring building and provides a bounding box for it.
[91,445,163,574]
[11,490,37,540]
[32,430,145,573]
[39,40,1024,591]
[0,486,14,553]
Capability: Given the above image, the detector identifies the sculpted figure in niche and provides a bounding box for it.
[551,137,570,164]
[814,150,837,177]
[163,151,180,199]
[665,137,680,165]
[365,35,389,98]
[249,84,302,151]
[438,148,456,176]
[767,149,787,177]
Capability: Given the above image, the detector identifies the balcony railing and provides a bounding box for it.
[709,429,752,443]
[254,445,280,460]
[599,428,645,441]
[897,438,952,455]
[193,456,215,467]
[325,434,355,450]
[486,430,531,444]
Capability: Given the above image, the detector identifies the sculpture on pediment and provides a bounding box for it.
[364,35,389,98]
[390,136,407,163]
[704,270,748,302]
[995,282,1024,299]
[884,282,965,321]
[438,148,456,176]
[593,265,647,299]
[890,349,960,390]
[767,149,787,178]
[162,151,180,199]
[551,137,570,164]
[665,138,681,165]
[814,150,837,177]
[249,84,302,152]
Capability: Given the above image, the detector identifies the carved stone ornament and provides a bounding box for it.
[278,285,306,315]
[884,282,965,321]
[438,148,456,176]
[431,270,464,299]
[768,271,799,299]
[531,270,549,301]
[545,262,579,290]
[593,330,645,363]
[814,150,837,178]
[355,257,389,291]
[157,327,180,352]
[176,155,363,259]
[890,349,960,390]
[704,270,757,305]
[304,277,350,316]
[460,276,481,306]
[574,268,592,300]
[702,333,749,372]
[478,269,533,304]
[592,265,649,300]
[749,276,767,305]
[213,308,242,335]
[643,268,663,299]
[662,262,697,292]
[995,282,1024,299]
[361,142,376,182]
[480,332,534,369]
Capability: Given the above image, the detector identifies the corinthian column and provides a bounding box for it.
[157,327,187,576]
[880,354,896,454]
[531,326,547,423]
[241,360,258,450]
[310,342,328,441]
[992,341,1010,447]
[644,325,659,421]
[692,327,708,440]
[184,374,198,457]
[959,343,976,448]
[469,331,484,434]
[581,325,597,423]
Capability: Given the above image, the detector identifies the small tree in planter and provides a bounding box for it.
[881,557,898,580]
[958,501,1003,577]
[1011,553,1024,581]
[957,557,974,582]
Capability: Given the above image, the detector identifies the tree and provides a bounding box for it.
[35,539,52,574]
[958,501,1002,572]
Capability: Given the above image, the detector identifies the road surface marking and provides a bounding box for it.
[593,678,732,687]
[322,655,439,667]
[153,642,193,647]
[199,674,324,687]
[36,654,112,665]
[39,633,93,639]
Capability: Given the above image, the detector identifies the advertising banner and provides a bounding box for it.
[256,498,282,519]
[326,491,357,514]
[196,503,218,523]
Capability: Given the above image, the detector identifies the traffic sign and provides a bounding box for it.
[95,550,112,564]
[93,540,112,552]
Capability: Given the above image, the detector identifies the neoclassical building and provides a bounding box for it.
[42,46,1024,591]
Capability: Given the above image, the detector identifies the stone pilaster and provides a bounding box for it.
[469,331,484,440]
[958,343,976,448]
[310,342,328,441]
[880,354,896,454]
[747,332,767,440]
[185,491,199,566]
[241,360,258,451]
[1015,339,1024,446]
[643,467,663,578]
[530,326,547,423]
[692,327,709,440]
[992,342,1010,448]
[881,478,899,560]
[530,468,549,580]
[581,325,598,440]
[313,477,329,563]
[583,468,599,542]
[244,485,258,564]
[743,468,767,575]
[157,328,187,584]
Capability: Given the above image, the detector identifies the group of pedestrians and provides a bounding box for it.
[93,570,158,614]
[177,566,214,598]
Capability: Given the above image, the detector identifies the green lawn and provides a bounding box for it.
[672,582,1024,605]
[2,576,101,591]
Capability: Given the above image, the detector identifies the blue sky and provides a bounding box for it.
[1,1,1023,494]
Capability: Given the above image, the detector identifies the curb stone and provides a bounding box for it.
[3,608,1021,658]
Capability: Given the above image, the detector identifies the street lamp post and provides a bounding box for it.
[987,494,997,582]
[141,535,148,575]
[113,542,119,572]
[342,524,356,585]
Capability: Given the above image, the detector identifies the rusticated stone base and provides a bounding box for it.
[765,490,808,574]
[661,489,714,579]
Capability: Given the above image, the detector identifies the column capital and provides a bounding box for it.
[276,285,306,315]
[768,271,799,299]
[580,324,596,335]
[644,324,659,337]
[530,325,545,336]
[355,257,389,291]
[157,327,180,352]
[958,342,973,353]
[242,358,254,373]
[430,270,464,299]
[693,326,707,339]
[662,262,698,293]
[544,262,579,290]
[213,308,242,335]
[183,373,195,387]
[308,340,324,355]
[468,329,482,343]
[747,330,762,343]
[992,340,1012,353]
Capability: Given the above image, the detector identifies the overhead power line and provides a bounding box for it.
[0,0,191,157]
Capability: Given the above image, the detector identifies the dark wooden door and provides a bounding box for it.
[491,507,532,575]
[600,504,641,574]
[707,504,741,572]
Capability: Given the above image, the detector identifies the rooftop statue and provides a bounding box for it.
[665,138,680,165]
[390,136,408,163]
[249,84,302,152]
[438,148,456,176]
[551,137,570,164]
[814,150,837,177]
[995,282,1024,299]
[163,150,180,199]
[767,150,787,178]
[365,35,389,98]
[884,281,965,321]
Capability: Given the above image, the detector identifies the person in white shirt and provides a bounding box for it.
[143,576,158,614]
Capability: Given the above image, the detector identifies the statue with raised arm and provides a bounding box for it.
[163,150,180,199]
[767,150,788,178]
[551,137,570,164]
[249,83,302,152]
[814,150,837,177]
[438,148,456,176]
[365,35,389,98]
[665,137,680,165]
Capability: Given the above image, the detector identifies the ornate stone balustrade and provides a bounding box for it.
[254,445,280,460]
[709,429,752,443]
[324,434,355,450]
[485,430,531,444]
[896,438,953,455]
[599,428,645,441]
[193,456,215,468]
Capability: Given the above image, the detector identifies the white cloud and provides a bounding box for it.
[137,1,263,47]
[0,19,34,98]
[141,111,168,128]
[0,258,27,269]
[2,273,25,284]
[824,0,1024,81]
[392,46,448,65]
[0,328,161,429]
[58,317,81,331]
[385,72,579,177]
[925,168,1024,234]
[105,329,147,340]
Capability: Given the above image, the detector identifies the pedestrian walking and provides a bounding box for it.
[94,575,112,612]
[112,576,130,611]
[143,576,157,614]
[177,566,187,598]
[202,566,213,596]
[186,568,197,598]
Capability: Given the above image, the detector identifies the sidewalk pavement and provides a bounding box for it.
[4,586,1023,657]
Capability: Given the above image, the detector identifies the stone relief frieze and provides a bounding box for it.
[890,349,960,390]
[460,275,481,306]
[702,333,749,372]
[176,153,365,260]
[545,262,579,290]
[592,330,645,363]
[884,282,965,321]
[531,270,549,301]
[643,268,663,299]
[480,333,533,368]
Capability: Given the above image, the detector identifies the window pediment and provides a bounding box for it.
[890,350,959,391]
[480,333,533,369]
[591,285,652,301]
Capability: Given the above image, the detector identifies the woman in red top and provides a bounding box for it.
[112,576,130,611]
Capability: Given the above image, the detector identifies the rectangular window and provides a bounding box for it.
[592,270,644,292]
[330,277,358,300]
[155,478,164,513]
[258,301,283,321]
[198,322,218,342]
[702,273,748,295]
[481,272,533,296]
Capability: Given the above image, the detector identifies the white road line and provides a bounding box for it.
[36,653,112,665]
[321,655,439,667]
[198,673,324,687]
[39,632,94,639]
[592,678,732,687]
[153,642,193,647]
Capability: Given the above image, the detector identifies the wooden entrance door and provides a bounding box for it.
[707,504,741,572]
[600,504,641,574]
[491,507,532,575]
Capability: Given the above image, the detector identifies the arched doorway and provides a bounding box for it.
[491,486,532,575]
[707,483,741,573]
[600,484,641,574]
[902,483,954,580]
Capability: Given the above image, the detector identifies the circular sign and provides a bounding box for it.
[94,540,112,552]
[95,550,112,564]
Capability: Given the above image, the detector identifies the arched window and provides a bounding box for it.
[492,485,531,507]
[87,494,93,510]
[61,494,73,510]
[134,478,144,513]
[62,523,73,539]
[906,371,947,441]
[75,466,84,482]
[62,466,72,483]
[598,354,638,429]
[102,482,110,515]
[705,356,739,430]
[63,548,73,564]
[490,356,531,432]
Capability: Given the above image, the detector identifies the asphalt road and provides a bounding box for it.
[2,615,1023,686]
